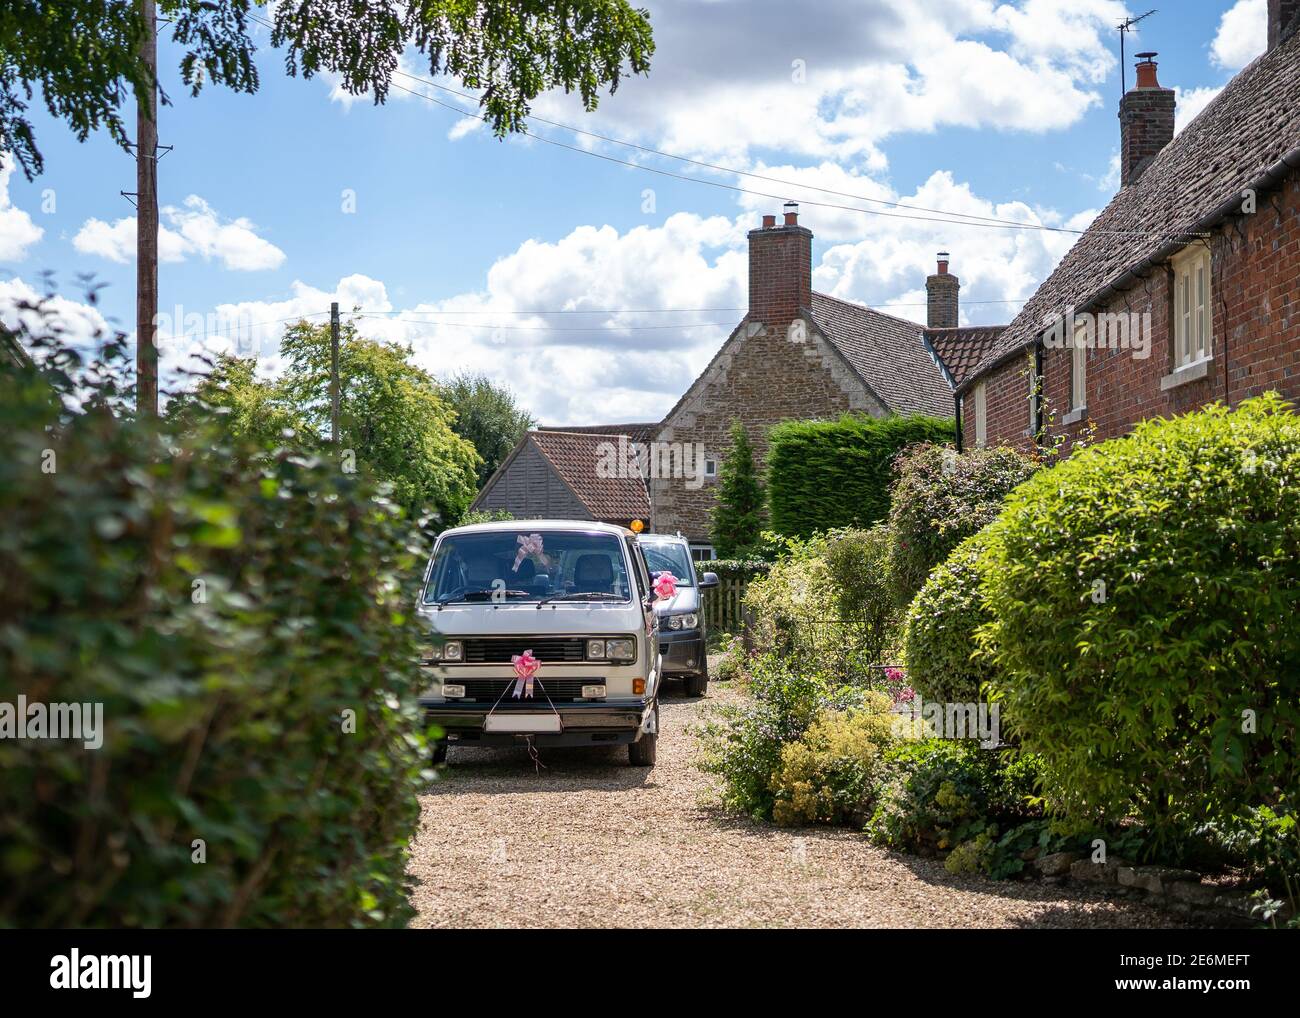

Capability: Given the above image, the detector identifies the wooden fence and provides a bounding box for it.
[700,567,763,636]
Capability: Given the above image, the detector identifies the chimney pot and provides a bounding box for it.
[783,201,799,226]
[761,213,776,229]
[937,251,950,275]
[1134,52,1160,88]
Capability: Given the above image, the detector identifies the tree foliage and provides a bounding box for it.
[170,318,480,526]
[1,311,431,927]
[710,418,764,558]
[438,372,535,489]
[0,0,655,178]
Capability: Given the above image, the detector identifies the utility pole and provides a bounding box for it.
[330,302,340,444]
[136,0,159,416]
[1118,10,1157,96]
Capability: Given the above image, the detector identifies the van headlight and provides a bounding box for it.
[667,613,699,631]
[423,640,463,663]
[586,638,636,662]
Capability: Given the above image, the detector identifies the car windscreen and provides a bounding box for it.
[639,540,694,586]
[423,530,632,604]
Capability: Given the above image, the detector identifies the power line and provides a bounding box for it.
[355,314,735,332]
[247,8,1198,242]
[354,307,745,315]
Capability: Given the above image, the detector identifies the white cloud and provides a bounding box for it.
[1176,85,1224,134]
[73,195,285,271]
[0,159,44,262]
[166,164,1100,426]
[1211,0,1267,70]
[0,275,112,348]
[501,0,1131,166]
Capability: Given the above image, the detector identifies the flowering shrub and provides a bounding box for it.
[769,694,897,827]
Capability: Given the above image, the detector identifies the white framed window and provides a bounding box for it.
[971,382,987,448]
[704,458,718,479]
[689,543,715,562]
[1172,245,1212,368]
[1071,321,1088,412]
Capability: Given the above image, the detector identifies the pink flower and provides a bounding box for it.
[654,572,678,600]
[884,666,906,684]
[894,686,916,704]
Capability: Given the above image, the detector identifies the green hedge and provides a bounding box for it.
[902,531,994,705]
[766,414,954,538]
[888,442,1038,607]
[0,331,430,927]
[981,394,1300,841]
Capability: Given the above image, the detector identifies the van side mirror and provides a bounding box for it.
[700,571,720,589]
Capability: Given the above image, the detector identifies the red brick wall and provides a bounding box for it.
[975,171,1300,453]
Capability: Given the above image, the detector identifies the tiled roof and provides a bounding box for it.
[808,292,953,417]
[528,430,651,522]
[967,29,1300,389]
[538,422,660,447]
[924,326,1008,390]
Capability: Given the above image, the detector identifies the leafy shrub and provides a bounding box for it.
[770,694,897,827]
[696,654,869,820]
[0,326,430,928]
[866,740,1042,856]
[980,395,1300,841]
[1195,805,1299,891]
[887,442,1038,607]
[711,418,766,557]
[766,413,954,538]
[902,531,995,704]
[745,527,901,677]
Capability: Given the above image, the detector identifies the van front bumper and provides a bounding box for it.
[421,698,655,748]
[658,629,706,675]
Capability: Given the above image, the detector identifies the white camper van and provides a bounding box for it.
[417,520,663,766]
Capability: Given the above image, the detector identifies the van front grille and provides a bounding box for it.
[457,678,592,702]
[461,637,587,663]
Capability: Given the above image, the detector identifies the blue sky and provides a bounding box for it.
[0,0,1271,424]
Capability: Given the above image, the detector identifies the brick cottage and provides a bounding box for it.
[932,2,1300,454]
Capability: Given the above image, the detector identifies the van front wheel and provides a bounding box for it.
[628,707,658,767]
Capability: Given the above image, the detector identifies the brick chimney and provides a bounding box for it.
[925,252,959,329]
[1119,53,1175,187]
[1269,0,1300,50]
[748,202,812,328]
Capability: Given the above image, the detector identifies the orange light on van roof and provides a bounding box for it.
[630,519,645,533]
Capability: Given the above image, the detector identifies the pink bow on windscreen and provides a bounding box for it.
[512,533,545,572]
[653,572,678,600]
[511,650,541,699]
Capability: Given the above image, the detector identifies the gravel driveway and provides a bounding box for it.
[408,676,1192,928]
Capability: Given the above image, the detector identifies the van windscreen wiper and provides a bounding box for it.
[535,592,627,607]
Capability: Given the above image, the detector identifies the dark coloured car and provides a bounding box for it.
[639,533,718,696]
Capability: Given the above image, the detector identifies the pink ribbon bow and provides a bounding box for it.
[511,650,540,699]
[512,533,545,573]
[653,572,678,600]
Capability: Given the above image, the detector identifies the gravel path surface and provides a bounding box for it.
[408,674,1193,929]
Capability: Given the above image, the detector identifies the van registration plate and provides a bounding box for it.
[484,714,563,734]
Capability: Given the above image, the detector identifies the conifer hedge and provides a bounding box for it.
[766,413,954,537]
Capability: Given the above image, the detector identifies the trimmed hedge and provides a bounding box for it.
[981,394,1300,840]
[0,330,430,927]
[902,531,994,705]
[888,442,1038,608]
[767,413,954,538]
